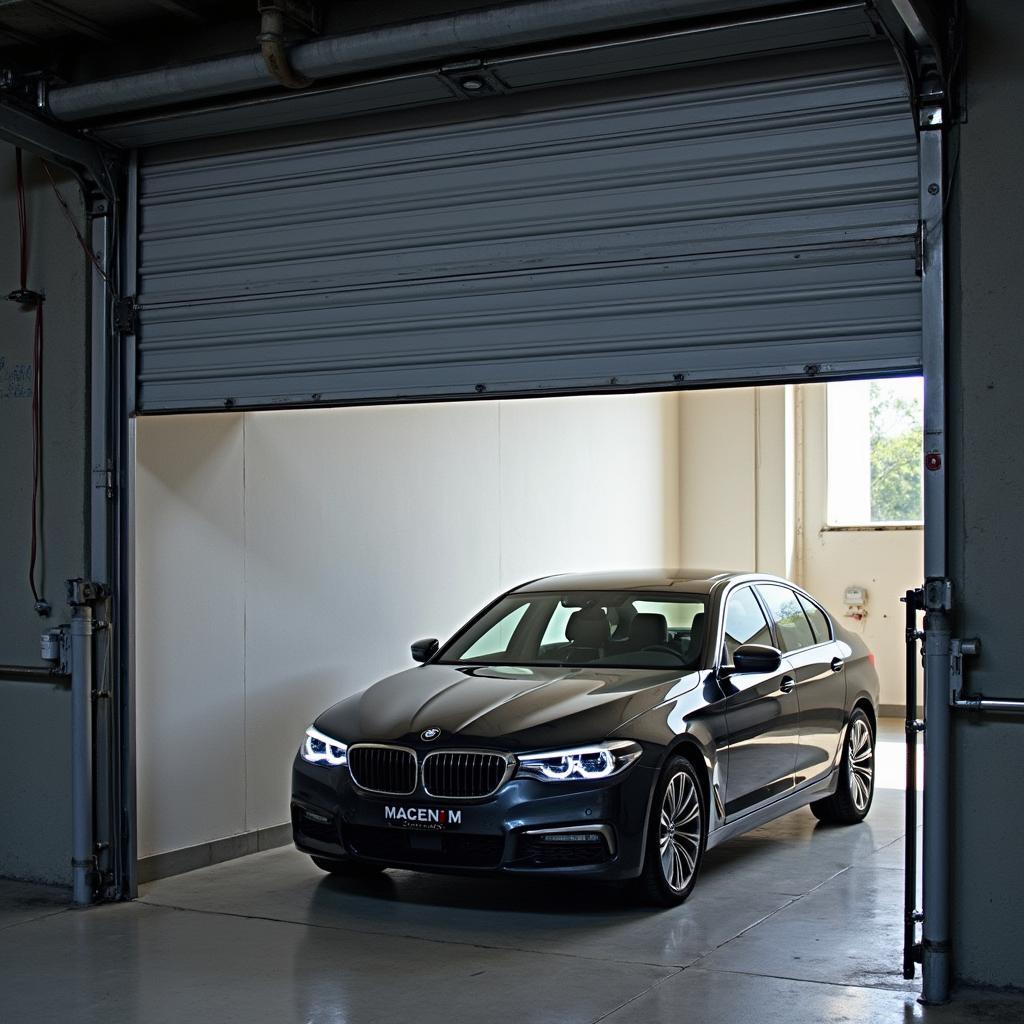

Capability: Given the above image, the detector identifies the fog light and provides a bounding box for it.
[540,833,601,843]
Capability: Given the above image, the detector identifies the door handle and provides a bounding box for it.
[831,658,845,673]
[778,677,795,694]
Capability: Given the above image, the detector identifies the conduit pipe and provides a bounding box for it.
[70,594,95,906]
[48,0,762,122]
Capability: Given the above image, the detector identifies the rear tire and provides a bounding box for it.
[311,855,387,876]
[637,755,707,907]
[810,707,875,824]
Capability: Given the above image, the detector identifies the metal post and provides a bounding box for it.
[917,95,951,1004]
[88,194,116,899]
[922,605,951,1001]
[903,588,923,978]
[70,591,95,906]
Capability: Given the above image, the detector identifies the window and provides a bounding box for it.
[826,377,923,526]
[460,602,529,660]
[797,593,832,644]
[633,600,702,630]
[723,588,772,662]
[440,591,707,669]
[758,584,815,654]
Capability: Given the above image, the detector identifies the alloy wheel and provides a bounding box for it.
[849,718,874,812]
[659,770,702,893]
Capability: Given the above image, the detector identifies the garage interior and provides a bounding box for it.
[2,1,1024,1021]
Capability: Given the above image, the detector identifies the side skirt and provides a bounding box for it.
[705,769,839,851]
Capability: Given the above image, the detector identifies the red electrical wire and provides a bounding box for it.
[12,148,46,611]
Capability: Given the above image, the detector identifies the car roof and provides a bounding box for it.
[513,570,752,596]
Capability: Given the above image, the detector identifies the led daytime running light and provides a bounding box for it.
[516,741,640,782]
[301,726,348,766]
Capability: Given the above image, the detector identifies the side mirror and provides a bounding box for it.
[411,638,439,663]
[730,643,783,675]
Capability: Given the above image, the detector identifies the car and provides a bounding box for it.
[291,570,879,906]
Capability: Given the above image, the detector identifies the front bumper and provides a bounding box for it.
[292,753,656,880]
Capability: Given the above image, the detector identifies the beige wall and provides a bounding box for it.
[135,393,680,858]
[135,381,921,860]
[678,383,922,708]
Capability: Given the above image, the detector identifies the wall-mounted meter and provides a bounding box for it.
[844,585,868,623]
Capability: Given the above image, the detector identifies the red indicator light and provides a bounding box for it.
[925,452,942,471]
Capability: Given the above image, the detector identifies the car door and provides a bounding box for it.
[718,586,799,817]
[756,584,846,786]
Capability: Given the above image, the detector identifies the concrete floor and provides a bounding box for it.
[1,720,1021,1024]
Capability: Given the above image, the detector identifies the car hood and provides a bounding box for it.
[316,663,698,750]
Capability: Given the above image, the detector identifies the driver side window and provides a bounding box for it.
[723,588,772,663]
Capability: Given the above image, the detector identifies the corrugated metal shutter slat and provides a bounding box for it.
[135,62,920,411]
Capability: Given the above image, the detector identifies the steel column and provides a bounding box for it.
[70,596,95,905]
[918,103,952,1005]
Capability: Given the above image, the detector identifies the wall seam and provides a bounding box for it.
[497,402,503,589]
[241,413,248,836]
[753,388,761,571]
[677,391,684,566]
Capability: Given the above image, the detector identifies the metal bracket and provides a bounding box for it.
[114,296,138,336]
[66,578,109,608]
[950,637,981,704]
[923,579,952,612]
[0,91,120,200]
[439,60,509,99]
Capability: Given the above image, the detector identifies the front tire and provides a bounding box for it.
[311,855,387,876]
[637,755,707,907]
[810,707,875,824]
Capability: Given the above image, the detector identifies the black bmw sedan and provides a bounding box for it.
[292,570,878,906]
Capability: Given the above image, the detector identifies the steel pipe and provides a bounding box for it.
[0,664,70,685]
[952,696,1024,713]
[70,600,95,906]
[48,0,772,122]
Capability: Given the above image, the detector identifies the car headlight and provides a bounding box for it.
[515,740,641,782]
[301,726,348,766]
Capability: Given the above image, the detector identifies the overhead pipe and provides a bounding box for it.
[47,0,767,122]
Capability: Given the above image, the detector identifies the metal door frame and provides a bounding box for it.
[2,0,955,1004]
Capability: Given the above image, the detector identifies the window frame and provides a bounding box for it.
[824,378,925,531]
[720,585,774,668]
[712,578,836,671]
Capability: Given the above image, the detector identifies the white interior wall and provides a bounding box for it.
[135,393,681,858]
[799,383,923,709]
[677,384,921,709]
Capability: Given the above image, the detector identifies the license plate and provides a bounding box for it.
[384,805,463,830]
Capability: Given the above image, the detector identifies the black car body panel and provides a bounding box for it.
[292,570,879,880]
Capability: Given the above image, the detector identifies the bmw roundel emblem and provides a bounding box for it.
[421,727,441,742]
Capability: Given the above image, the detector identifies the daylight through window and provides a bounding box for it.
[826,377,923,527]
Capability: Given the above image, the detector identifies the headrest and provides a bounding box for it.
[630,612,668,648]
[686,612,705,657]
[566,607,610,648]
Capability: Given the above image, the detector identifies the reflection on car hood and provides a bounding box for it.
[316,663,700,749]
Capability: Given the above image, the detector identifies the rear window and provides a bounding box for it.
[757,584,816,654]
[797,593,832,644]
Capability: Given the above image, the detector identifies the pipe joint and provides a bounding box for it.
[258,1,318,90]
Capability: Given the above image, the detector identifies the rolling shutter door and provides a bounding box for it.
[134,59,920,412]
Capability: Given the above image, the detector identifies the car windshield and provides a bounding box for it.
[437,591,708,670]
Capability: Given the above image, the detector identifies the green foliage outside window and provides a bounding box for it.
[869,381,923,522]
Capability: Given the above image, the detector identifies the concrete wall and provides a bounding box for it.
[678,384,922,709]
[135,394,680,859]
[948,0,1024,991]
[0,147,87,885]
